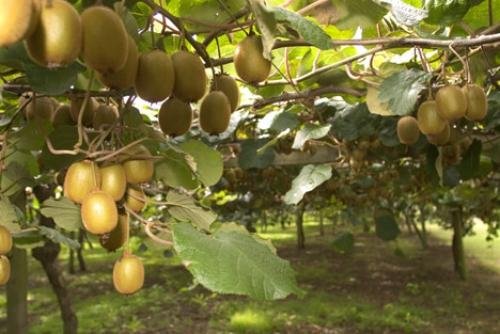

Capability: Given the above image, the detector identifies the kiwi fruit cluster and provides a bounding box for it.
[397,84,488,146]
[0,226,13,286]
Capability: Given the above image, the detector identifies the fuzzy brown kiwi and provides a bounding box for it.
[63,160,101,204]
[22,95,56,121]
[426,122,451,146]
[435,85,467,121]
[158,97,192,137]
[397,116,420,145]
[52,104,75,126]
[100,164,127,201]
[122,145,154,184]
[210,74,240,112]
[417,100,447,135]
[234,35,271,84]
[112,253,144,294]
[0,0,39,47]
[0,256,10,286]
[0,226,13,255]
[463,84,488,121]
[172,51,207,102]
[70,96,99,127]
[93,104,118,130]
[135,50,175,103]
[81,190,118,235]
[199,91,231,135]
[99,214,128,252]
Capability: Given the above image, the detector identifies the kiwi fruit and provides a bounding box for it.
[100,164,127,201]
[0,0,39,47]
[98,35,138,90]
[135,50,175,103]
[113,253,144,294]
[52,104,74,126]
[0,226,13,255]
[158,97,192,137]
[81,6,128,74]
[22,95,56,121]
[64,160,101,204]
[0,256,10,286]
[463,84,488,121]
[26,0,82,67]
[435,85,467,121]
[427,122,451,146]
[100,214,128,252]
[81,190,118,235]
[93,104,118,130]
[199,91,231,135]
[70,96,98,127]
[211,74,240,112]
[172,51,207,102]
[234,35,271,84]
[397,116,420,145]
[122,145,154,184]
[417,100,447,135]
[125,186,146,213]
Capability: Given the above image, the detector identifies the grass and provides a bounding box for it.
[1,218,499,333]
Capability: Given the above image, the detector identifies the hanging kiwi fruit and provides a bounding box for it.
[125,186,146,213]
[135,50,175,103]
[26,0,82,67]
[113,252,144,295]
[70,96,99,127]
[64,160,101,204]
[0,226,13,255]
[435,85,467,121]
[427,122,451,146]
[81,6,128,74]
[171,50,207,102]
[417,100,448,135]
[98,35,139,90]
[52,104,75,126]
[122,145,155,184]
[0,256,10,286]
[0,0,40,47]
[210,74,240,112]
[21,95,57,121]
[462,84,488,121]
[100,164,127,201]
[396,116,420,145]
[81,190,118,235]
[158,97,192,137]
[199,91,231,135]
[93,104,118,130]
[100,215,129,252]
[234,35,271,84]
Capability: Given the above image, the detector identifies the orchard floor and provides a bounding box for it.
[1,220,500,334]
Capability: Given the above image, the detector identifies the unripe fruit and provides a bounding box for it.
[98,35,139,90]
[100,214,128,252]
[199,91,231,135]
[93,104,118,130]
[81,190,118,235]
[427,122,451,146]
[0,0,39,47]
[100,164,127,201]
[122,145,154,184]
[70,97,99,127]
[125,186,146,213]
[211,74,240,112]
[0,256,10,286]
[22,95,56,121]
[135,50,175,103]
[417,100,447,135]
[463,84,488,121]
[435,85,467,121]
[0,226,13,255]
[81,6,128,74]
[234,35,271,83]
[64,160,101,204]
[172,51,207,102]
[26,0,82,67]
[52,105,75,126]
[397,116,420,145]
[113,253,144,295]
[158,97,192,137]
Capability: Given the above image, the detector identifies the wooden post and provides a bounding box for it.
[451,206,466,280]
[6,247,28,334]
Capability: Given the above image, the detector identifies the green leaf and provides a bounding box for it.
[292,123,331,150]
[238,139,276,170]
[331,0,387,29]
[24,62,85,95]
[0,196,21,233]
[180,140,223,187]
[38,226,80,249]
[424,0,484,25]
[248,0,277,60]
[114,2,140,40]
[258,109,299,132]
[40,197,82,232]
[155,150,199,190]
[39,125,82,172]
[1,162,34,197]
[331,232,354,254]
[378,69,431,116]
[284,164,332,205]
[271,7,332,49]
[329,102,380,141]
[172,223,301,300]
[457,139,482,180]
[375,209,400,241]
[167,192,217,231]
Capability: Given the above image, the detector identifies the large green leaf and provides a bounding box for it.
[180,140,223,187]
[248,0,277,60]
[457,139,482,180]
[167,192,217,231]
[330,102,380,141]
[24,62,85,95]
[424,0,484,25]
[258,109,300,132]
[172,223,301,300]
[292,123,331,150]
[238,139,275,169]
[38,226,80,249]
[378,69,431,116]
[0,196,21,232]
[40,197,82,232]
[271,7,332,50]
[156,150,198,190]
[284,164,332,205]
[331,0,387,29]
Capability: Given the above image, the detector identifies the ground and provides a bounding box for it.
[1,218,499,334]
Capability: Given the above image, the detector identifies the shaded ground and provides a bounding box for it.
[1,221,499,334]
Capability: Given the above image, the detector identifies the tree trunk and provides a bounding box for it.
[318,210,324,236]
[77,229,86,272]
[296,203,306,250]
[6,247,28,334]
[261,211,268,232]
[451,206,466,280]
[68,232,75,274]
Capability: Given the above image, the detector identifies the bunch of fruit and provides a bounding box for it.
[0,226,13,286]
[397,84,488,146]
